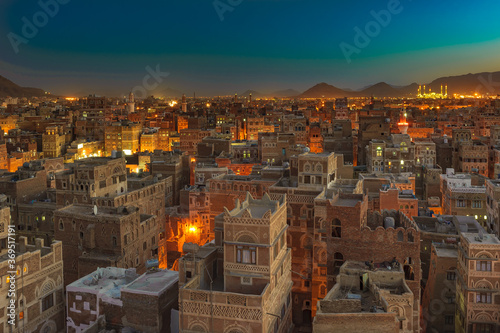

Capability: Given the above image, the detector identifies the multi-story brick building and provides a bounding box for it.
[459,141,488,176]
[55,156,128,207]
[315,193,421,331]
[455,231,500,333]
[379,187,418,218]
[66,267,178,333]
[104,121,142,156]
[421,243,457,333]
[179,128,212,155]
[54,204,160,285]
[246,116,275,140]
[314,261,415,333]
[140,128,159,152]
[441,169,487,223]
[358,116,391,166]
[282,114,309,145]
[178,194,293,333]
[42,126,65,158]
[268,180,324,328]
[0,233,65,333]
[486,179,500,236]
[367,134,415,174]
[323,119,354,164]
[258,132,298,165]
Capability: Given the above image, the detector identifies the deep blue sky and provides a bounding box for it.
[1,0,500,96]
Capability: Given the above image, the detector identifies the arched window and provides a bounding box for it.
[397,230,404,242]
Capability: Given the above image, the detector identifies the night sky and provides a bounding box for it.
[1,0,500,97]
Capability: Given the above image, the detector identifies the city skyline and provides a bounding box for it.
[2,0,500,96]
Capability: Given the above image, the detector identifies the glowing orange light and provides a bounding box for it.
[190,158,196,163]
[189,226,197,233]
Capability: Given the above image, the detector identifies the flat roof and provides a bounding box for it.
[462,232,500,245]
[434,246,458,258]
[122,269,178,296]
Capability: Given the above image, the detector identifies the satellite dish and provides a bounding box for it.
[93,205,97,215]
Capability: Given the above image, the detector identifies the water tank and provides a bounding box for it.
[384,217,395,229]
[443,134,448,144]
[283,162,290,168]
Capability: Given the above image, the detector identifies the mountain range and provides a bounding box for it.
[2,71,500,99]
[0,75,46,98]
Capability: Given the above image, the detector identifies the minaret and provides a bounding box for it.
[234,93,238,103]
[181,94,187,113]
[440,85,443,97]
[398,110,409,135]
[445,85,448,97]
[127,92,135,114]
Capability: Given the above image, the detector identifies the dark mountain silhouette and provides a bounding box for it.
[359,82,403,97]
[0,75,46,98]
[240,90,263,98]
[427,71,500,95]
[299,82,356,98]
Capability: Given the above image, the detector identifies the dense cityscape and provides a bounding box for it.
[0,84,500,332]
[2,0,500,332]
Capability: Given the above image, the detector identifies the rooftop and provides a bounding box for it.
[225,193,284,219]
[122,269,178,296]
[67,267,139,304]
[462,232,500,245]
[434,244,458,258]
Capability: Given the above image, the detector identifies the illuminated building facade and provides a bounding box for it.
[104,121,142,156]
[418,84,448,99]
[42,126,65,158]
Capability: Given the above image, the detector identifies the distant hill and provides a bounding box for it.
[359,82,403,97]
[427,71,500,95]
[298,71,500,98]
[240,90,263,98]
[0,75,46,98]
[299,82,355,98]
